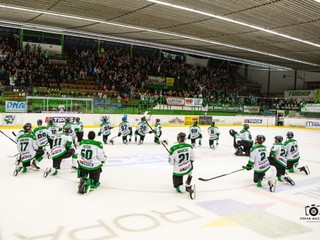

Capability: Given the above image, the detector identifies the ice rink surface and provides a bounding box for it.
[0,125,319,240]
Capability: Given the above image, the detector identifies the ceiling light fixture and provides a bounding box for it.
[0,4,317,67]
[148,0,320,48]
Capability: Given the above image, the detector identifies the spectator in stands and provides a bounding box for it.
[58,102,65,112]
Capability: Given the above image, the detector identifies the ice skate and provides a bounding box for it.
[268,180,276,192]
[31,160,40,171]
[199,140,201,146]
[138,140,143,145]
[78,178,86,194]
[43,167,52,178]
[109,139,114,145]
[186,184,196,200]
[299,166,310,175]
[284,176,295,186]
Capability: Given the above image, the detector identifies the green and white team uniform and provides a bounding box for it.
[76,139,106,193]
[135,121,149,137]
[134,120,149,144]
[17,133,40,164]
[51,133,73,160]
[188,126,202,140]
[270,143,287,168]
[75,121,84,134]
[207,126,220,148]
[99,121,114,137]
[47,123,60,141]
[154,122,162,137]
[77,140,105,171]
[245,144,276,188]
[237,129,252,142]
[284,139,300,171]
[169,143,194,176]
[119,121,132,137]
[33,125,49,148]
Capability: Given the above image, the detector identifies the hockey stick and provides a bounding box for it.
[0,130,17,144]
[12,131,16,137]
[143,112,170,153]
[198,168,245,181]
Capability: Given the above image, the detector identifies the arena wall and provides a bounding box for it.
[1,113,320,129]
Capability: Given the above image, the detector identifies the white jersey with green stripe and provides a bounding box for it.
[75,122,84,133]
[154,123,162,136]
[189,125,202,139]
[270,142,287,167]
[136,121,149,136]
[169,143,194,176]
[47,124,60,140]
[17,133,39,163]
[32,126,49,148]
[207,126,220,140]
[51,133,73,159]
[284,139,300,161]
[77,139,106,170]
[248,144,270,173]
[63,123,77,140]
[119,121,132,136]
[237,129,252,142]
[99,122,114,136]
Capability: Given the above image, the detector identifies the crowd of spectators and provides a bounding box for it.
[0,40,240,104]
[6,41,316,109]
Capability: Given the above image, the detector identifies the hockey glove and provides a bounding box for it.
[98,132,102,136]
[188,134,191,139]
[118,132,121,137]
[242,161,253,170]
[229,129,237,137]
[149,131,153,134]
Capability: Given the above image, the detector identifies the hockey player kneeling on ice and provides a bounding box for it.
[229,124,253,156]
[14,123,45,176]
[43,126,76,178]
[98,116,114,144]
[188,120,202,147]
[168,132,196,199]
[268,136,295,186]
[76,131,106,194]
[207,121,220,149]
[47,120,59,149]
[149,118,162,144]
[75,117,84,143]
[134,116,149,145]
[242,135,277,192]
[284,131,309,175]
[116,117,132,144]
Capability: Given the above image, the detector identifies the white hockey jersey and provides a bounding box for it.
[17,133,39,163]
[284,139,300,161]
[77,139,106,170]
[169,143,194,176]
[51,133,73,160]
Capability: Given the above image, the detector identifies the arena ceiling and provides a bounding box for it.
[0,0,320,71]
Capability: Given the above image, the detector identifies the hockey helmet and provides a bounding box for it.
[76,117,80,122]
[122,117,126,122]
[63,125,72,134]
[243,124,249,130]
[141,116,146,121]
[274,135,283,142]
[23,123,32,132]
[193,120,198,126]
[156,118,160,123]
[287,131,294,139]
[37,119,42,126]
[177,132,186,142]
[211,121,215,126]
[65,118,70,123]
[255,135,266,144]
